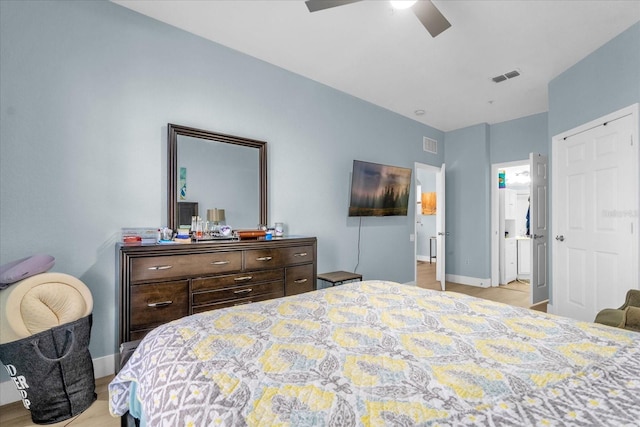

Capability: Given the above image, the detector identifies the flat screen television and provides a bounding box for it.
[349,160,412,217]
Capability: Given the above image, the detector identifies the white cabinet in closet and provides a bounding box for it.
[500,238,517,284]
[501,189,517,220]
[517,238,531,280]
[499,189,518,284]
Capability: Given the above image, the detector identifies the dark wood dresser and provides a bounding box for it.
[117,236,316,345]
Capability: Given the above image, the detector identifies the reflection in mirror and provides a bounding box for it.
[167,124,267,232]
[177,136,260,228]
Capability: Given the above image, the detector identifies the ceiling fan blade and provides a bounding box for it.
[412,0,451,37]
[305,0,363,13]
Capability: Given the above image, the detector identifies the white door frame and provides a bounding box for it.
[550,103,639,315]
[491,159,528,287]
[414,162,444,286]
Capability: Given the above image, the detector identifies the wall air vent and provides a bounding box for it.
[492,69,520,83]
[423,136,437,154]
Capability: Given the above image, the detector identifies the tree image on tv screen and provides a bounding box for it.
[349,161,412,216]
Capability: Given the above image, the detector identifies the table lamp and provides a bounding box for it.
[207,208,225,234]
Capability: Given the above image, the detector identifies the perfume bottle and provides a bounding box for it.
[194,216,204,239]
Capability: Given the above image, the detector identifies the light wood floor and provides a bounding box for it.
[417,260,547,312]
[0,263,546,425]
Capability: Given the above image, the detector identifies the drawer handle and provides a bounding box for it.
[234,276,253,282]
[234,288,253,294]
[212,260,231,266]
[234,301,253,306]
[147,301,173,308]
[255,256,273,262]
[147,265,172,271]
[294,252,308,257]
[294,278,308,284]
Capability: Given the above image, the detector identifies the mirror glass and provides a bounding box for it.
[168,124,267,231]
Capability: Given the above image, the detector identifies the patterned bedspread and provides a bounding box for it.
[109,281,640,426]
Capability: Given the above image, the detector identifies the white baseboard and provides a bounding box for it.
[445,274,491,288]
[1,353,116,406]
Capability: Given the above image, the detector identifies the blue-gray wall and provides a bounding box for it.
[490,113,549,163]
[443,124,491,280]
[0,0,444,361]
[549,22,640,137]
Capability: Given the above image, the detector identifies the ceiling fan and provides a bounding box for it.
[305,0,451,38]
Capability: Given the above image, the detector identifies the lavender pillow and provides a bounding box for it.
[0,255,55,289]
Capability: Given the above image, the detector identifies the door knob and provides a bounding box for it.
[533,234,544,239]
[555,235,565,242]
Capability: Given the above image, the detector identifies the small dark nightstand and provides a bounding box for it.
[317,271,363,287]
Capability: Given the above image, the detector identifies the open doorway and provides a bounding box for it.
[414,162,445,290]
[416,166,437,288]
[496,163,530,287]
[491,154,549,308]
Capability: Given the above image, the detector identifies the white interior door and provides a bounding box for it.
[553,109,638,322]
[530,153,548,305]
[436,164,446,290]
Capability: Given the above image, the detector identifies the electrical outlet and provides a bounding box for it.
[410,234,415,242]
[465,258,470,265]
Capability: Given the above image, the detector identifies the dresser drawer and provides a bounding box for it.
[192,269,284,292]
[285,263,315,296]
[192,291,284,314]
[130,252,242,282]
[130,280,189,330]
[244,245,314,270]
[192,280,283,306]
[282,245,315,265]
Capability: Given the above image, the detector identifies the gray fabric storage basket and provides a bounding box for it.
[0,314,96,424]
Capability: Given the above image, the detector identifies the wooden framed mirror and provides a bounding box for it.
[167,124,267,231]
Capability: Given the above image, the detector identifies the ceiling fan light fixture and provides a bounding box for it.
[305,0,451,38]
[390,1,417,10]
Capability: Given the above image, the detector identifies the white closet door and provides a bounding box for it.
[553,112,638,322]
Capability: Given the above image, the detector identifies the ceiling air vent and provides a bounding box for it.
[492,69,520,83]
[423,137,437,154]
[504,70,520,79]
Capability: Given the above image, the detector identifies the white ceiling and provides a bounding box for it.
[112,0,640,132]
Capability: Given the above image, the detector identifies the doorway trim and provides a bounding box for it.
[491,159,528,287]
[414,162,442,286]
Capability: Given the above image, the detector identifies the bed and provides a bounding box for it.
[109,280,640,426]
